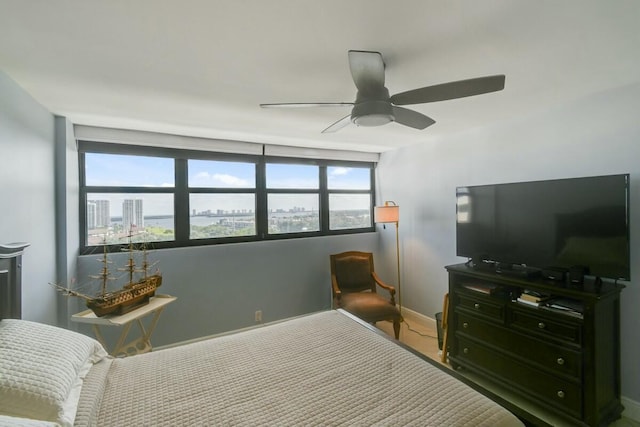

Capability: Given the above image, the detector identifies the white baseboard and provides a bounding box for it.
[622,396,640,422]
[400,306,438,329]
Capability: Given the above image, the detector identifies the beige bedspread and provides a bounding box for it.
[75,310,523,426]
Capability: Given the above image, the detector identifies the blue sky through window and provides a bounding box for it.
[266,164,319,189]
[85,153,174,187]
[328,166,370,190]
[188,160,255,188]
[85,154,371,216]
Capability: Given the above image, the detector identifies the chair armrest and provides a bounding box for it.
[371,272,397,306]
[371,271,396,294]
[331,274,342,301]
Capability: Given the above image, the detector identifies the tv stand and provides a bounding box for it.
[445,263,624,426]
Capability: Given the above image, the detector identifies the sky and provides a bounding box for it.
[85,153,370,216]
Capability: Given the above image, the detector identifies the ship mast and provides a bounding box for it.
[119,228,137,285]
[138,237,155,280]
[89,238,113,296]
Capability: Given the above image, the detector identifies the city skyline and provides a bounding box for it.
[87,197,323,227]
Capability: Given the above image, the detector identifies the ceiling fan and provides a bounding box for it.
[260,50,505,133]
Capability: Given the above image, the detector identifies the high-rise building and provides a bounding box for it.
[95,200,110,228]
[122,199,144,231]
[87,199,110,229]
[87,202,96,229]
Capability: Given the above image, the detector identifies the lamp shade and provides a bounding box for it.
[374,205,399,223]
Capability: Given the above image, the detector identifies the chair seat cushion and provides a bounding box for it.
[339,293,401,323]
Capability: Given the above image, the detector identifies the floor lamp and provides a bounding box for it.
[374,201,402,315]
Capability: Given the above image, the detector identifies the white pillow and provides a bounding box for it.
[0,319,108,426]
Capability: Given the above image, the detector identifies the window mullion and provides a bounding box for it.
[175,158,189,243]
[319,165,329,232]
[256,158,267,238]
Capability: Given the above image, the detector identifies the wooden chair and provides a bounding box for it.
[441,293,449,363]
[330,251,401,339]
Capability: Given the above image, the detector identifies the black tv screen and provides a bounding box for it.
[456,174,630,280]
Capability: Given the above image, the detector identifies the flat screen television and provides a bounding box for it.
[456,174,630,281]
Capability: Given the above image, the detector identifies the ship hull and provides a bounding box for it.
[86,275,162,317]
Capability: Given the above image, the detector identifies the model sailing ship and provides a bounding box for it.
[53,234,162,317]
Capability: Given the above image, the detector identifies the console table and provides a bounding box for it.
[71,294,176,357]
[445,263,624,427]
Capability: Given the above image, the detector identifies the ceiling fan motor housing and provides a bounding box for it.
[352,87,394,127]
[260,49,504,133]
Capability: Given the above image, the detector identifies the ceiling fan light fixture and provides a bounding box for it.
[351,101,394,127]
[260,50,505,133]
[353,113,393,127]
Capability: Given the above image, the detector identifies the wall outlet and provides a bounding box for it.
[255,310,262,323]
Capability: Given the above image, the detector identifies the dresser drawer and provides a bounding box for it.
[510,306,582,345]
[455,337,582,418]
[455,291,505,323]
[456,313,582,379]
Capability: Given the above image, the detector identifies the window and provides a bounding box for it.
[79,141,375,253]
[83,152,175,246]
[327,166,372,230]
[266,163,320,234]
[188,159,256,239]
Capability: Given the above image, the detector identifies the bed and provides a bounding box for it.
[0,311,525,427]
[0,247,524,427]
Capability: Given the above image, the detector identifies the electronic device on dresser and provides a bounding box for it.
[449,174,629,426]
[456,174,630,283]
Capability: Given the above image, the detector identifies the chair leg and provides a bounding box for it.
[441,293,449,363]
[393,319,400,339]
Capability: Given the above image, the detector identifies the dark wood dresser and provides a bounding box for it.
[0,243,30,319]
[446,263,624,427]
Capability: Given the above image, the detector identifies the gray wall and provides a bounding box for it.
[54,116,80,327]
[376,82,640,402]
[1,71,387,342]
[0,71,58,323]
[75,232,381,347]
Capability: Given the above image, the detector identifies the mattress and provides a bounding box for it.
[75,310,523,426]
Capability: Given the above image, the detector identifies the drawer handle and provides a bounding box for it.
[463,347,469,354]
[557,357,565,365]
[463,322,469,329]
[538,322,546,329]
[557,390,565,399]
[474,303,480,309]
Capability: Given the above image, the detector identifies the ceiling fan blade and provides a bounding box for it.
[392,106,436,130]
[260,102,353,108]
[390,75,506,105]
[321,114,352,133]
[348,50,385,92]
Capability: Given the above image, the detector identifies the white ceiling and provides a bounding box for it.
[1,1,639,153]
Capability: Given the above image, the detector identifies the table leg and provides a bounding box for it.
[111,307,167,356]
[112,322,134,356]
[141,307,165,345]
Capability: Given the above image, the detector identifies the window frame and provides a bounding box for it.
[78,141,376,254]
